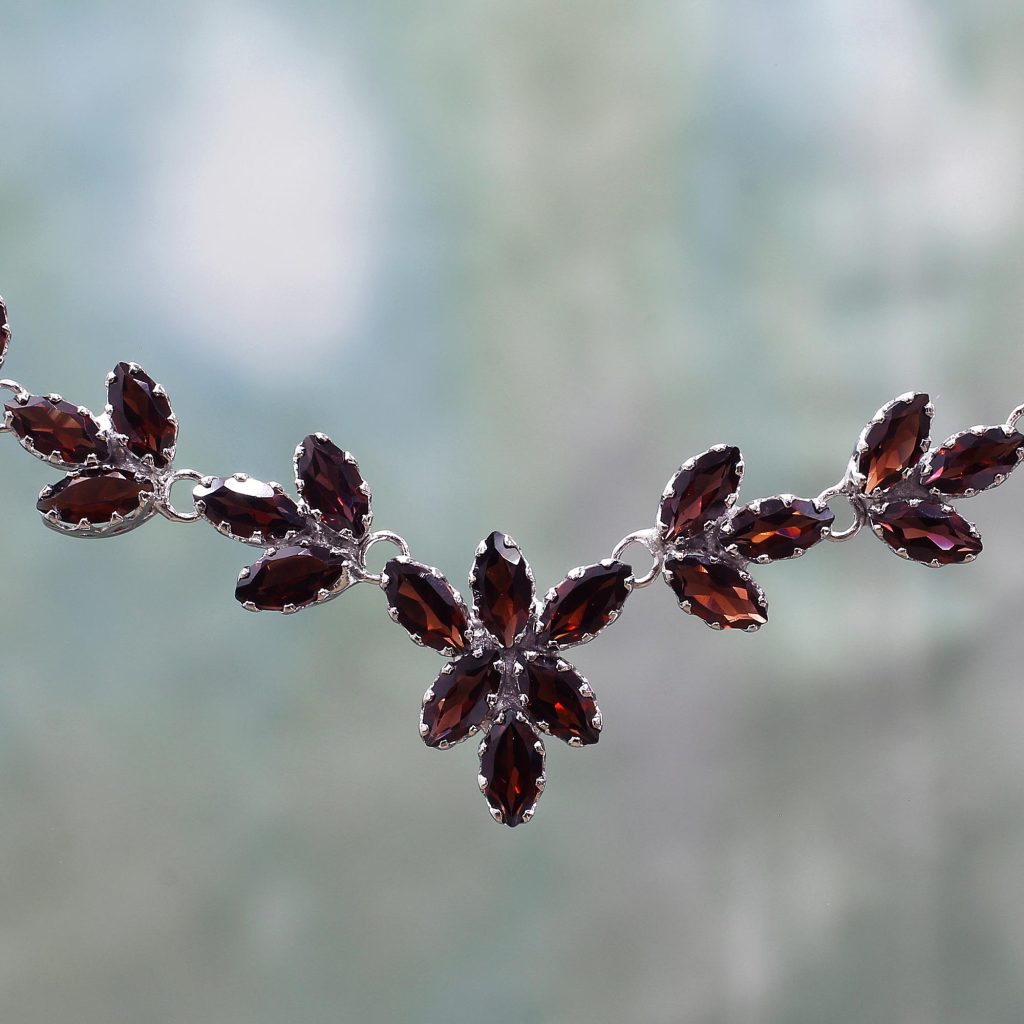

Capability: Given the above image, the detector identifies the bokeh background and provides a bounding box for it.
[2,3,1024,1022]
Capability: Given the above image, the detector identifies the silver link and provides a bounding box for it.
[156,468,205,524]
[358,530,412,587]
[1006,402,1024,431]
[611,528,664,588]
[815,478,867,543]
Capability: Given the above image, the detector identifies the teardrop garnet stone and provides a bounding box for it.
[422,651,501,748]
[659,446,742,541]
[857,393,931,494]
[537,561,632,648]
[0,296,10,366]
[479,713,545,827]
[37,469,154,525]
[107,362,176,467]
[193,476,306,541]
[472,532,534,647]
[235,545,346,611]
[5,395,109,465]
[922,426,1024,496]
[295,434,371,538]
[383,558,469,653]
[869,500,982,566]
[522,654,600,746]
[723,496,834,561]
[664,553,768,631]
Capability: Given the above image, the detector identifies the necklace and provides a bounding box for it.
[1,295,1021,828]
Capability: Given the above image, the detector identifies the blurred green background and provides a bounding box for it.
[2,3,1024,1022]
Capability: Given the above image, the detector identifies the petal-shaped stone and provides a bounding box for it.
[471,531,534,647]
[869,500,981,566]
[295,434,371,537]
[107,362,176,467]
[922,426,1024,495]
[421,651,502,748]
[0,296,10,366]
[722,496,835,561]
[383,557,469,653]
[235,545,346,611]
[37,470,153,525]
[659,446,743,541]
[664,554,768,631]
[479,713,545,827]
[536,561,632,648]
[193,476,306,541]
[522,654,600,746]
[5,395,108,465]
[856,393,931,494]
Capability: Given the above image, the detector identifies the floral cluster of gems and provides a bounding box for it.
[1,296,1022,827]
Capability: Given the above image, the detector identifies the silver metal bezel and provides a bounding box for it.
[849,391,933,494]
[866,497,981,568]
[535,559,635,650]
[519,650,602,747]
[657,443,744,541]
[192,472,307,548]
[477,709,547,826]
[917,423,1024,499]
[292,432,374,542]
[36,471,158,539]
[662,551,768,633]
[236,542,353,614]
[719,493,835,562]
[380,555,472,657]
[468,531,536,648]
[4,393,107,470]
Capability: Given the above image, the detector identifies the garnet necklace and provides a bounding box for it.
[0,295,1021,827]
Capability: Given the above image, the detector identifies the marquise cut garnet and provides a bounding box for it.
[472,532,534,647]
[193,476,306,541]
[664,554,768,630]
[923,427,1024,495]
[383,558,469,653]
[37,470,153,525]
[107,362,176,467]
[537,561,632,647]
[660,446,742,541]
[857,393,931,494]
[523,654,600,746]
[235,545,346,611]
[723,497,834,561]
[422,652,501,748]
[479,713,545,827]
[295,434,371,537]
[869,501,981,565]
[5,395,108,465]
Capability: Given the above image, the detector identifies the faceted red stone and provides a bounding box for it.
[659,446,742,541]
[472,532,534,647]
[537,561,632,648]
[36,469,153,525]
[235,545,346,611]
[479,713,545,827]
[383,558,469,653]
[869,500,982,565]
[5,395,108,465]
[522,654,600,746]
[723,496,835,561]
[193,476,306,541]
[857,393,931,494]
[421,652,502,748]
[664,554,768,630]
[923,426,1024,495]
[295,434,371,537]
[107,362,176,467]
[0,296,9,365]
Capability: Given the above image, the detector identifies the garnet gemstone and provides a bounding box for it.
[857,393,931,494]
[107,362,176,467]
[664,554,768,630]
[422,652,501,748]
[383,558,469,653]
[235,545,346,611]
[0,296,9,365]
[37,470,153,525]
[5,395,108,465]
[523,654,600,746]
[472,532,534,646]
[295,434,371,537]
[193,476,306,541]
[923,427,1024,495]
[479,713,545,827]
[723,496,834,561]
[537,561,632,647]
[659,446,742,540]
[869,500,981,565]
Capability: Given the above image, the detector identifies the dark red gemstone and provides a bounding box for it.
[383,558,469,653]
[5,395,108,465]
[421,652,502,748]
[857,393,931,494]
[537,561,632,648]
[295,434,371,537]
[522,654,600,746]
[923,426,1024,495]
[479,713,545,827]
[36,470,153,525]
[193,476,306,541]
[659,446,742,541]
[869,500,982,565]
[107,362,176,467]
[723,496,835,561]
[472,532,534,647]
[235,545,346,611]
[0,296,9,365]
[664,554,768,630]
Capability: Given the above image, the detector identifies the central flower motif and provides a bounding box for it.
[381,532,634,826]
